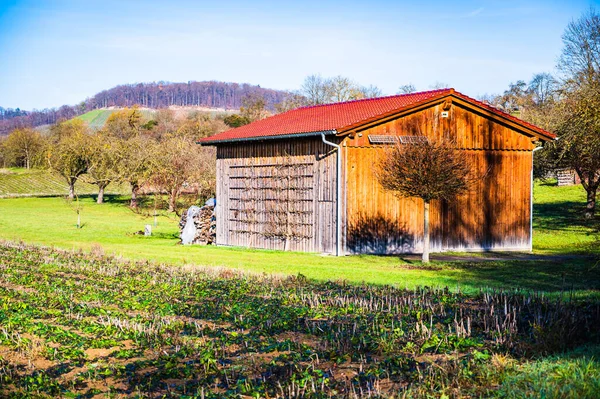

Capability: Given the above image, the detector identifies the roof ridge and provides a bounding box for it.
[294,88,452,111]
[200,88,556,144]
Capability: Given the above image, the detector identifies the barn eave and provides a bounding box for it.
[198,129,337,146]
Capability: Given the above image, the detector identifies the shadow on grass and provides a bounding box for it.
[444,256,600,294]
[99,194,131,205]
[534,200,599,233]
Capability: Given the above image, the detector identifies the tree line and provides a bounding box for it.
[0,74,388,136]
[0,81,292,135]
[1,108,225,212]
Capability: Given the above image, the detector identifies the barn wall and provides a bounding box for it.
[216,137,338,253]
[344,101,534,253]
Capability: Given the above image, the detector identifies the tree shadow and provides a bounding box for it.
[347,213,415,254]
[99,194,131,205]
[534,201,600,233]
[443,256,600,293]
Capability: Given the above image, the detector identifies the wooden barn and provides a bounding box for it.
[200,89,556,255]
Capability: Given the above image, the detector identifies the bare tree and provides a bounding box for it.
[263,153,312,251]
[358,84,383,99]
[150,114,219,213]
[47,120,92,199]
[398,84,417,94]
[275,92,308,113]
[152,135,216,212]
[559,8,600,85]
[376,134,475,262]
[329,76,356,102]
[301,74,382,105]
[301,74,333,105]
[116,135,155,208]
[240,93,268,122]
[529,73,558,106]
[84,133,121,204]
[554,83,600,218]
[429,81,451,90]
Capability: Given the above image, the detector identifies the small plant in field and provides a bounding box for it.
[64,192,84,229]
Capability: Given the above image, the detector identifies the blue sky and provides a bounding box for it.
[0,0,597,110]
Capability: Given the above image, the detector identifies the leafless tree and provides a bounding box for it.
[429,81,451,90]
[376,133,476,262]
[529,73,558,106]
[240,93,269,122]
[359,84,383,99]
[301,74,382,105]
[301,74,333,105]
[329,76,356,102]
[559,8,600,86]
[263,153,312,251]
[398,84,417,94]
[116,135,155,208]
[150,114,218,213]
[84,133,121,204]
[275,92,309,113]
[47,120,92,199]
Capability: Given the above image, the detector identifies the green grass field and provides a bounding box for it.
[533,181,600,253]
[0,168,128,198]
[75,108,156,130]
[0,180,597,296]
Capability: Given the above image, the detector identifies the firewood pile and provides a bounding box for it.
[179,203,216,245]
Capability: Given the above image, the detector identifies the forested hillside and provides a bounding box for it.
[0,81,291,135]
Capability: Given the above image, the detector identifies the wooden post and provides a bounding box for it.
[423,201,430,263]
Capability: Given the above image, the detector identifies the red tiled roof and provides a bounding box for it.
[200,88,555,144]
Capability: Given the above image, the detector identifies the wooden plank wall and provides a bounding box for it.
[216,138,338,253]
[344,102,534,253]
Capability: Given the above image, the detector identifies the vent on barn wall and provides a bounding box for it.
[368,135,397,144]
[399,136,428,144]
[368,135,429,145]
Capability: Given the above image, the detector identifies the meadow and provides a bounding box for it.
[0,176,597,295]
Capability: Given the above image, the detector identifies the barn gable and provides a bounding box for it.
[343,100,537,254]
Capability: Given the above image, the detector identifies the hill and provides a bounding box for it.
[0,81,293,135]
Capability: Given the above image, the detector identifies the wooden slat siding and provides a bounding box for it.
[215,138,338,253]
[345,102,534,254]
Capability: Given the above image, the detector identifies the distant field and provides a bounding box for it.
[75,106,235,130]
[75,109,155,130]
[0,168,128,197]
